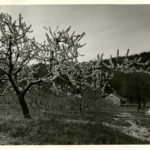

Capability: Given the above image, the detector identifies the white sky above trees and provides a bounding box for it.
[1,5,150,62]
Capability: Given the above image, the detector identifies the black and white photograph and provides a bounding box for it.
[0,1,150,145]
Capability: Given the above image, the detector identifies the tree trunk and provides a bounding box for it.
[137,97,141,112]
[143,99,146,108]
[143,99,146,112]
[18,95,31,119]
[79,97,85,114]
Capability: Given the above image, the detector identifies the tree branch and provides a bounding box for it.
[8,75,19,95]
[8,39,13,75]
[0,67,8,75]
[0,83,11,96]
[22,79,43,96]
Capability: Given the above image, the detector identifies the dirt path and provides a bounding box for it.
[64,113,150,142]
[65,118,96,124]
[102,120,150,142]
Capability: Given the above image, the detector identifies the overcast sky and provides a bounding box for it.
[1,5,150,61]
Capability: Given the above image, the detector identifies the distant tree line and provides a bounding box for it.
[112,71,150,110]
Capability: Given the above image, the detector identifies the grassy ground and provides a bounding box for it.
[0,106,148,145]
[0,111,148,145]
[0,94,149,144]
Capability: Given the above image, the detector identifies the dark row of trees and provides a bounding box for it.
[112,71,150,110]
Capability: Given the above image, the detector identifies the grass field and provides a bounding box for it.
[0,109,148,145]
[0,93,149,144]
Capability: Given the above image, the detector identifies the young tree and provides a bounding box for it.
[55,54,113,113]
[0,12,85,118]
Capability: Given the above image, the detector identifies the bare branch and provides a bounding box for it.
[0,83,11,96]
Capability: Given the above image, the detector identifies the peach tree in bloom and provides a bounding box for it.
[0,12,85,118]
[57,49,150,113]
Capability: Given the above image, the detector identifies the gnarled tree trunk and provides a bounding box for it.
[18,94,31,119]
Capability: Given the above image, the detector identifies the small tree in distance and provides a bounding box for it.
[0,12,85,118]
